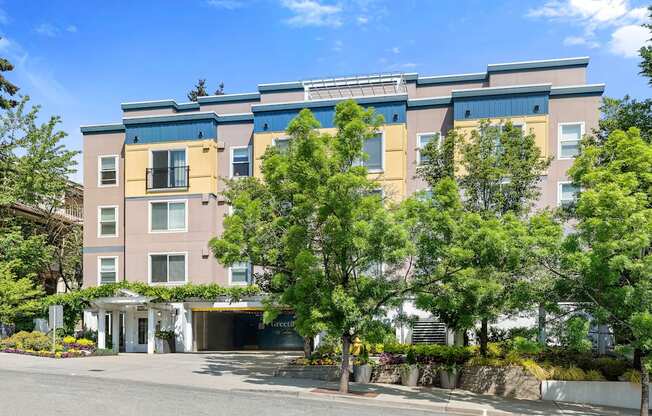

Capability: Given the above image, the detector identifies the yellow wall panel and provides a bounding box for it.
[252,124,407,201]
[125,139,218,197]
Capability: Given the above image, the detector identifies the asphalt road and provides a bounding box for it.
[0,369,446,416]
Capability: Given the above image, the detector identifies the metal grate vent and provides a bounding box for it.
[411,320,447,345]
[303,73,408,101]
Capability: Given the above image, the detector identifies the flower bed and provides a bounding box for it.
[0,331,111,359]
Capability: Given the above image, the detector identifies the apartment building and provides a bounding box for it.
[81,57,604,353]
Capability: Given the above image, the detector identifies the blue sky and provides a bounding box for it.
[0,0,650,182]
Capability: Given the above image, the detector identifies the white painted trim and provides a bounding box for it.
[228,262,252,286]
[97,256,118,285]
[557,181,579,207]
[148,252,188,285]
[557,121,585,160]
[272,136,290,148]
[416,132,440,165]
[97,205,118,238]
[97,155,119,188]
[229,145,252,178]
[148,199,188,233]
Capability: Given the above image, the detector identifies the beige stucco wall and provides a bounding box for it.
[82,131,126,288]
[414,81,486,98]
[123,195,229,285]
[259,90,305,104]
[489,67,586,87]
[199,101,254,114]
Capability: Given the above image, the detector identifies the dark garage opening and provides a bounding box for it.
[193,310,303,351]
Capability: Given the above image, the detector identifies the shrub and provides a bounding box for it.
[62,336,77,345]
[486,342,502,358]
[370,343,384,354]
[594,357,629,381]
[383,342,410,354]
[621,369,641,384]
[1,331,52,351]
[378,352,404,365]
[521,359,550,380]
[550,366,586,381]
[561,316,592,353]
[93,348,118,356]
[512,337,542,355]
[584,370,606,381]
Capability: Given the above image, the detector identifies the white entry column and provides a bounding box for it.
[111,310,120,353]
[97,308,106,349]
[147,307,155,354]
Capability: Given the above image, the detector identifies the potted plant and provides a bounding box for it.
[439,347,466,389]
[399,348,420,386]
[353,344,373,383]
[155,330,175,353]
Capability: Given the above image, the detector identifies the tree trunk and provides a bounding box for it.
[339,334,351,394]
[303,336,312,359]
[635,348,643,370]
[641,358,649,416]
[538,304,546,345]
[479,318,489,357]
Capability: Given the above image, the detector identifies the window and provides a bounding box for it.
[558,122,584,159]
[229,262,251,285]
[149,149,187,189]
[149,253,187,284]
[417,132,440,165]
[98,257,117,285]
[231,146,250,177]
[273,137,290,153]
[98,206,118,237]
[362,132,383,171]
[149,200,187,232]
[98,155,118,186]
[137,318,147,345]
[558,182,579,207]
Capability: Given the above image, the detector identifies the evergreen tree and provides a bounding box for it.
[0,40,19,110]
[639,6,652,86]
[187,79,225,101]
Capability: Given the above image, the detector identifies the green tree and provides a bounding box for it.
[599,97,652,144]
[565,128,652,415]
[0,41,19,110]
[413,122,551,355]
[639,6,652,85]
[187,79,224,101]
[211,101,413,393]
[0,261,43,326]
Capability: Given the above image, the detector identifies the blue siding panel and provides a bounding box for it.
[254,102,406,133]
[453,93,548,120]
[125,119,217,144]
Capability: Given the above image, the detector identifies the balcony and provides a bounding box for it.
[146,166,189,191]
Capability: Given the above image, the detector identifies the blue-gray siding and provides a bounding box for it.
[125,119,217,144]
[453,93,548,120]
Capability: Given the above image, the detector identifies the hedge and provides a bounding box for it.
[39,282,262,333]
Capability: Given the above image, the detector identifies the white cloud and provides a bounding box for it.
[563,35,600,48]
[390,46,400,54]
[281,0,342,27]
[527,0,650,57]
[0,37,10,52]
[356,15,368,24]
[0,8,8,25]
[206,0,245,9]
[66,25,78,33]
[35,23,59,37]
[332,40,343,52]
[610,24,650,57]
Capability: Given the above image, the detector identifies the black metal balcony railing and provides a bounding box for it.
[146,166,189,190]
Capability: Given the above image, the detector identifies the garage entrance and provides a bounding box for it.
[192,310,303,351]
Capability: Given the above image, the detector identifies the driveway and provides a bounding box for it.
[0,351,308,392]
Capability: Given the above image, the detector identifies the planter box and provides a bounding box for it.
[542,380,651,410]
[274,365,341,381]
[459,366,541,400]
[371,364,440,386]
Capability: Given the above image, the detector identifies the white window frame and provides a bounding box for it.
[272,136,291,149]
[97,256,118,285]
[228,262,252,286]
[229,145,252,178]
[557,181,579,207]
[416,132,440,165]
[148,199,188,233]
[361,131,385,173]
[557,122,585,160]
[148,147,188,190]
[97,205,118,238]
[148,252,188,285]
[97,155,119,188]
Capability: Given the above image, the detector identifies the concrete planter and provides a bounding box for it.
[400,365,420,387]
[542,380,652,410]
[440,368,459,389]
[353,364,373,383]
[155,338,175,353]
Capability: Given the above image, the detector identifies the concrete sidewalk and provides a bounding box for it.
[0,352,638,416]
